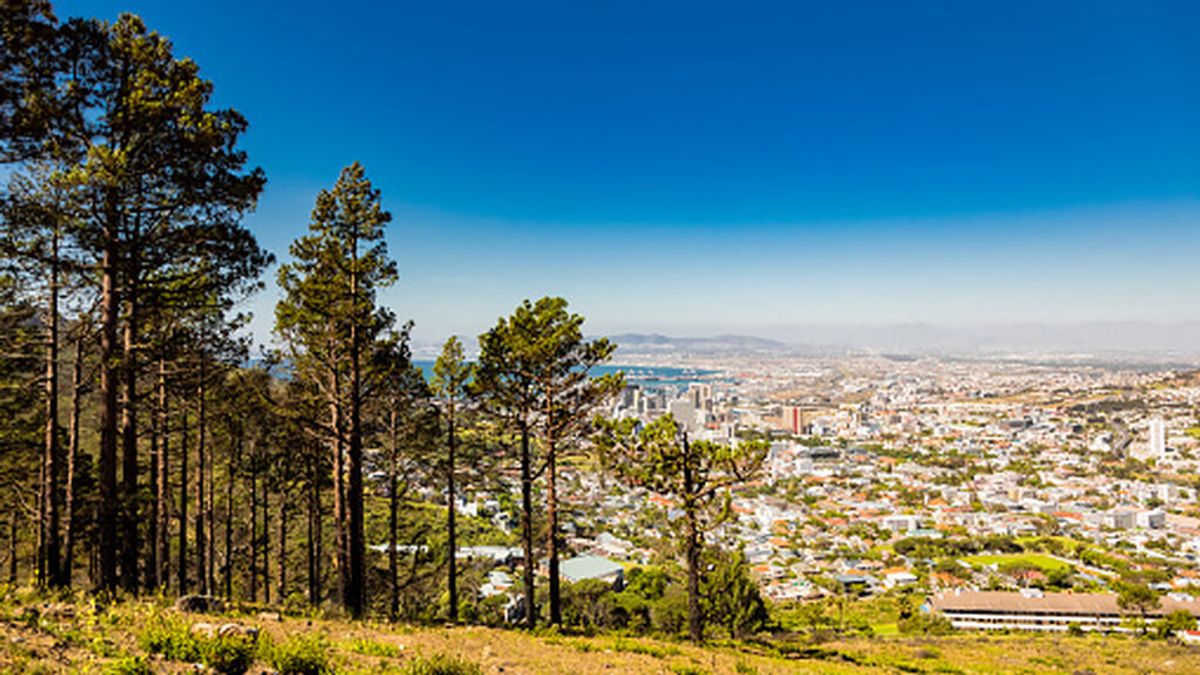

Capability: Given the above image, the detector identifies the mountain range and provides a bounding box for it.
[606,322,1200,360]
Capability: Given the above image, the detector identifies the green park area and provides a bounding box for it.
[961,553,1074,573]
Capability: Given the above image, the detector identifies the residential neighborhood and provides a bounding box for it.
[430,352,1200,635]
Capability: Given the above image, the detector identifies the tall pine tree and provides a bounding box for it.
[430,335,474,623]
[29,14,268,590]
[276,162,397,617]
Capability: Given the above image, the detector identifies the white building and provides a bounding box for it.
[688,383,713,412]
[1149,418,1166,458]
[1137,509,1166,529]
[882,515,921,533]
[932,590,1200,633]
[668,399,697,432]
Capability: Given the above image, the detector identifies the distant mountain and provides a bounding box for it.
[761,322,1200,358]
[409,323,1200,363]
[604,323,1200,362]
[608,333,788,354]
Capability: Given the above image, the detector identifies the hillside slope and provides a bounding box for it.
[1,594,1198,674]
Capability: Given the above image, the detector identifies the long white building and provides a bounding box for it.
[931,589,1200,633]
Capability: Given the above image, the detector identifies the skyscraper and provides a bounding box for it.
[1148,417,1166,458]
[782,405,803,434]
[688,383,713,412]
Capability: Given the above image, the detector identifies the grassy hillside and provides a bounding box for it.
[1,591,1198,674]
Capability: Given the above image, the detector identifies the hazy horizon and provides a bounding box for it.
[400,320,1200,361]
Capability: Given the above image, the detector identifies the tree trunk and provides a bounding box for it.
[277,495,287,604]
[346,254,365,618]
[224,427,239,599]
[206,420,216,597]
[520,424,535,628]
[685,508,702,642]
[43,227,62,587]
[62,333,83,586]
[146,365,159,592]
[97,234,120,591]
[155,358,169,590]
[177,397,189,593]
[547,439,560,626]
[306,466,314,605]
[249,454,258,602]
[682,434,702,643]
[329,367,347,606]
[195,368,207,595]
[120,278,139,592]
[446,411,457,624]
[307,459,320,606]
[262,477,271,605]
[388,409,399,622]
[37,428,46,585]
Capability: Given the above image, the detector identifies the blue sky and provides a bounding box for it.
[58,1,1200,345]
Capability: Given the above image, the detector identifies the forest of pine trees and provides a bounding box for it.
[0,0,767,641]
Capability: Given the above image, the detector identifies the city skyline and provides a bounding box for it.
[58,1,1200,345]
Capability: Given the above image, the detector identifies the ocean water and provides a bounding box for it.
[412,361,718,390]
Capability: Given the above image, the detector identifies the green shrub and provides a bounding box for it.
[650,586,689,635]
[1155,609,1198,639]
[139,614,256,674]
[557,578,625,631]
[202,634,257,674]
[102,655,153,675]
[263,633,332,675]
[283,591,310,616]
[898,613,954,636]
[138,615,202,662]
[702,548,770,639]
[89,636,120,658]
[399,653,484,675]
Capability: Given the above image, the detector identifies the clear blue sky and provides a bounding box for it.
[58,1,1200,345]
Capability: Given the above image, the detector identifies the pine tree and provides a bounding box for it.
[595,414,767,641]
[18,13,270,590]
[475,297,620,626]
[430,336,474,623]
[475,315,541,628]
[276,162,397,617]
[0,275,41,586]
[1,166,81,588]
[371,331,434,620]
[0,0,59,164]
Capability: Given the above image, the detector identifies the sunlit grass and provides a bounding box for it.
[961,552,1073,572]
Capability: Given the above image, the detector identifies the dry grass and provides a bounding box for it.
[823,632,1200,674]
[0,593,1197,673]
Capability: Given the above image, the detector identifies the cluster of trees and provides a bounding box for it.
[1,0,769,643]
[552,549,769,639]
[594,414,768,640]
[775,589,951,639]
[2,1,271,594]
[891,534,1024,559]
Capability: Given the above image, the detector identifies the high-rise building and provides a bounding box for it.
[668,399,696,432]
[1149,418,1166,458]
[688,383,713,412]
[781,405,803,434]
